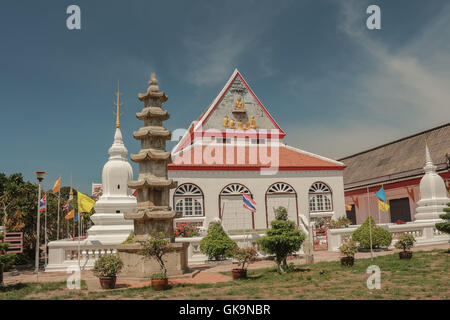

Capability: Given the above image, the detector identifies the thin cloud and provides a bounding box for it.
[287,0,450,158]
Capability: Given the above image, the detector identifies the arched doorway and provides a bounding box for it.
[219,183,255,232]
[265,182,298,228]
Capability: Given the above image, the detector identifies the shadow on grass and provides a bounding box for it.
[0,282,28,292]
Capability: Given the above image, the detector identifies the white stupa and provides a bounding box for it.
[85,87,136,244]
[415,144,450,221]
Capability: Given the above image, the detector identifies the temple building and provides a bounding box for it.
[168,69,347,233]
[340,123,450,225]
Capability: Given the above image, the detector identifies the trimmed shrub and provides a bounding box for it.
[435,202,450,235]
[0,234,16,272]
[199,222,237,260]
[257,207,305,272]
[352,216,392,249]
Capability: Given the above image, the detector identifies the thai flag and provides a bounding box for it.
[242,193,256,213]
[74,212,85,222]
[62,200,69,212]
[39,194,47,213]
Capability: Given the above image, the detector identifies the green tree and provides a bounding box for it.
[200,222,237,260]
[0,173,82,264]
[0,234,16,286]
[257,206,305,272]
[352,216,392,249]
[435,202,450,235]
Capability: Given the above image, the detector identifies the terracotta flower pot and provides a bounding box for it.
[232,268,247,280]
[99,276,116,289]
[151,278,168,291]
[399,251,413,259]
[340,256,354,266]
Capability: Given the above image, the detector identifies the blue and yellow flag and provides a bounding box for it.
[77,191,95,214]
[375,187,386,202]
[378,199,390,212]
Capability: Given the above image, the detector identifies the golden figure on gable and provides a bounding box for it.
[250,116,257,129]
[229,118,236,129]
[223,115,229,128]
[234,97,245,110]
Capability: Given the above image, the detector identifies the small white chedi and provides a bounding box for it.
[85,91,136,244]
[45,88,136,272]
[415,144,450,221]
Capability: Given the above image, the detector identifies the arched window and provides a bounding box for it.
[309,182,332,212]
[173,183,204,217]
[219,183,254,231]
[266,182,298,228]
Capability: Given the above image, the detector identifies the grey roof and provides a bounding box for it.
[338,123,450,188]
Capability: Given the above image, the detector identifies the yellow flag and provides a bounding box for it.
[378,199,390,212]
[52,177,61,194]
[77,191,95,213]
[65,209,75,220]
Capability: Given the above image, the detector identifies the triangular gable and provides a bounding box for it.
[195,69,285,134]
[173,69,286,154]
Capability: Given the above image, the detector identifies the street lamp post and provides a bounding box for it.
[34,171,47,276]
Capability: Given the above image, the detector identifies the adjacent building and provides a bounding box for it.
[168,69,347,233]
[340,123,450,225]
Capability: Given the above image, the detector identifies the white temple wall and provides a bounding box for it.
[169,169,345,230]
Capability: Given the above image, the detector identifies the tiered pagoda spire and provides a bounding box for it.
[125,73,177,240]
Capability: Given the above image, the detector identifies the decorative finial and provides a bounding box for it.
[114,80,123,128]
[148,72,159,93]
[69,173,73,196]
[424,142,436,173]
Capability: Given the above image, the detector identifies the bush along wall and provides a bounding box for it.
[352,216,392,249]
[199,222,237,261]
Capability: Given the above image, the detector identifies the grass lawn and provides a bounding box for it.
[1,249,448,300]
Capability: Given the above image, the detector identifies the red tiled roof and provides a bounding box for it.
[169,145,345,171]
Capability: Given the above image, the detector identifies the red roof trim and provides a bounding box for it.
[344,171,450,197]
[168,165,346,171]
[194,130,286,139]
[236,73,286,135]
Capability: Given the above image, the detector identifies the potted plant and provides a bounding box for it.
[395,233,416,259]
[93,253,123,289]
[138,232,174,291]
[339,239,358,266]
[231,247,258,280]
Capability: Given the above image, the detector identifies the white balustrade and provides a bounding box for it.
[327,220,449,252]
[45,240,118,272]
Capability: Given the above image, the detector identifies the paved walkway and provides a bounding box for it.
[3,243,448,289]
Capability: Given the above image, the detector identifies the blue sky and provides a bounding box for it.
[1,0,449,194]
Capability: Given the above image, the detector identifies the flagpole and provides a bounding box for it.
[44,192,47,268]
[378,202,381,225]
[57,189,61,240]
[366,187,374,261]
[77,210,81,271]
